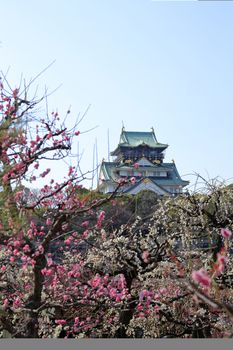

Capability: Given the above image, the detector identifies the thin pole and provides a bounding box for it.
[107,128,110,162]
[91,142,95,190]
[95,138,98,189]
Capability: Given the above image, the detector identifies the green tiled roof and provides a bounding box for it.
[119,130,168,148]
[111,129,168,156]
[100,162,118,181]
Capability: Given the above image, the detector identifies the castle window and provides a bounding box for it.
[152,171,167,177]
[119,170,128,176]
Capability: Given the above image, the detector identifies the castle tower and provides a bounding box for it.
[98,128,189,195]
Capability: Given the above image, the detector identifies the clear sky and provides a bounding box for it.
[1,0,233,191]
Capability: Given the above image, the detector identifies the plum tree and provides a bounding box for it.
[0,75,233,338]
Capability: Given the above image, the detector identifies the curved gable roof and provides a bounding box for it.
[119,130,168,148]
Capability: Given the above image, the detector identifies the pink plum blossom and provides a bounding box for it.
[97,211,105,229]
[130,177,136,185]
[46,218,53,225]
[142,250,150,263]
[220,228,232,239]
[192,268,211,287]
[55,319,67,325]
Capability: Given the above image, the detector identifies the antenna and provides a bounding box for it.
[107,128,110,162]
[95,137,99,189]
[91,142,96,190]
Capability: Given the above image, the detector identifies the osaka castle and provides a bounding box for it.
[98,127,189,195]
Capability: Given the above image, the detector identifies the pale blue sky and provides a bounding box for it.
[1,0,233,190]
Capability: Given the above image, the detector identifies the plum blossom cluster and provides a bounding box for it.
[0,85,19,119]
[0,83,81,189]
